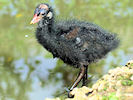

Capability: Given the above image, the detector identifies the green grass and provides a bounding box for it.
[102,92,119,100]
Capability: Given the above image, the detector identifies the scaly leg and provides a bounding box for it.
[68,65,85,98]
[82,65,88,86]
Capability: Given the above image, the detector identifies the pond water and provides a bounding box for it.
[0,0,133,100]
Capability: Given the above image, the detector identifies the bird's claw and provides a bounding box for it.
[68,90,74,98]
[65,88,74,98]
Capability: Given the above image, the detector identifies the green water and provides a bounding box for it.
[0,0,133,100]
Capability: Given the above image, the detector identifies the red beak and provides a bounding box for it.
[30,14,41,24]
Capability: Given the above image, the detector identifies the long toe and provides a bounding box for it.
[68,90,74,98]
[65,87,74,98]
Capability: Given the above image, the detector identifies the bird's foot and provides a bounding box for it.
[65,88,74,98]
[68,90,74,98]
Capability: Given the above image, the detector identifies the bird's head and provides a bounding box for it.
[30,3,53,24]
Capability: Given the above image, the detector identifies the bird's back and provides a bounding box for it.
[53,20,119,67]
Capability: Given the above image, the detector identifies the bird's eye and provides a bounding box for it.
[37,12,40,16]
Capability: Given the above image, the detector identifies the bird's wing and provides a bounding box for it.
[62,27,80,39]
[56,23,91,51]
[56,20,105,52]
[56,20,99,40]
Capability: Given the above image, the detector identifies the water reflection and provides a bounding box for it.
[0,54,62,100]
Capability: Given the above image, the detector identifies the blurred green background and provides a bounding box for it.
[0,0,133,100]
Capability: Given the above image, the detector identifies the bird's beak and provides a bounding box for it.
[30,14,41,24]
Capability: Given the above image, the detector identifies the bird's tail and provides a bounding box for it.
[104,33,120,52]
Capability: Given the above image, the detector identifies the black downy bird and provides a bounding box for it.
[30,3,119,97]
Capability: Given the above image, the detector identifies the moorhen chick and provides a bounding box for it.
[30,3,119,97]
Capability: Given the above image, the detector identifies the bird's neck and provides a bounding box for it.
[36,16,57,47]
[38,17,55,34]
[36,17,57,53]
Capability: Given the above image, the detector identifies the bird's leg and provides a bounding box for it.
[70,66,85,91]
[82,65,88,86]
[68,65,85,98]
